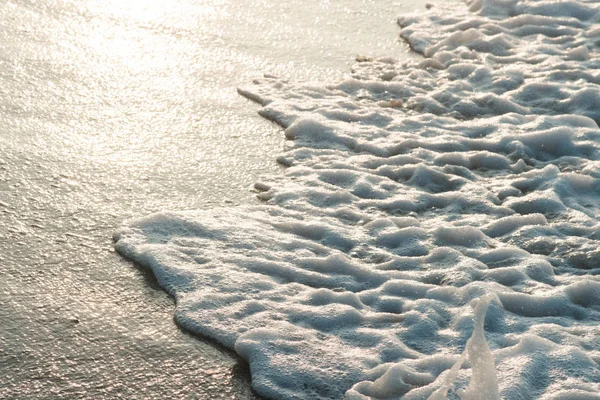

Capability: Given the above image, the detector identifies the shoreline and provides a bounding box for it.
[0,0,428,397]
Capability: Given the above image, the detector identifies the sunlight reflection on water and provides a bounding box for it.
[0,0,425,398]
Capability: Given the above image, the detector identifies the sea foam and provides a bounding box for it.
[114,0,600,398]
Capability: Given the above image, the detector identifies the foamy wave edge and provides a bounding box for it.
[115,0,600,399]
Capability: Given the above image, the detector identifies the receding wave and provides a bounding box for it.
[114,0,600,398]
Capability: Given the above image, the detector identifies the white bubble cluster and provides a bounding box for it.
[115,0,600,398]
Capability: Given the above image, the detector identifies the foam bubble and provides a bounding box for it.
[116,0,600,398]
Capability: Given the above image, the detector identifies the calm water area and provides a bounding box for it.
[0,0,424,398]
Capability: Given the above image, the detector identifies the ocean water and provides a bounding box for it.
[0,0,426,398]
[114,0,600,399]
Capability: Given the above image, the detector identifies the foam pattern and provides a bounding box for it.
[115,1,600,398]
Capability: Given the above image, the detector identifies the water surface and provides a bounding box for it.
[0,0,423,398]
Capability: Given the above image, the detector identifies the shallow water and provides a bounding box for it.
[114,0,600,399]
[0,0,425,398]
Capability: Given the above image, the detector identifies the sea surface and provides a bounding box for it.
[115,0,600,399]
[0,0,425,398]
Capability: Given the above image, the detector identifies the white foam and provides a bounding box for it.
[456,295,500,400]
[115,0,600,398]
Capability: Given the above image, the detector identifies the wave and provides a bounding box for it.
[114,0,600,398]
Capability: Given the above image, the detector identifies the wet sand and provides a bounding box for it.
[0,0,423,398]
